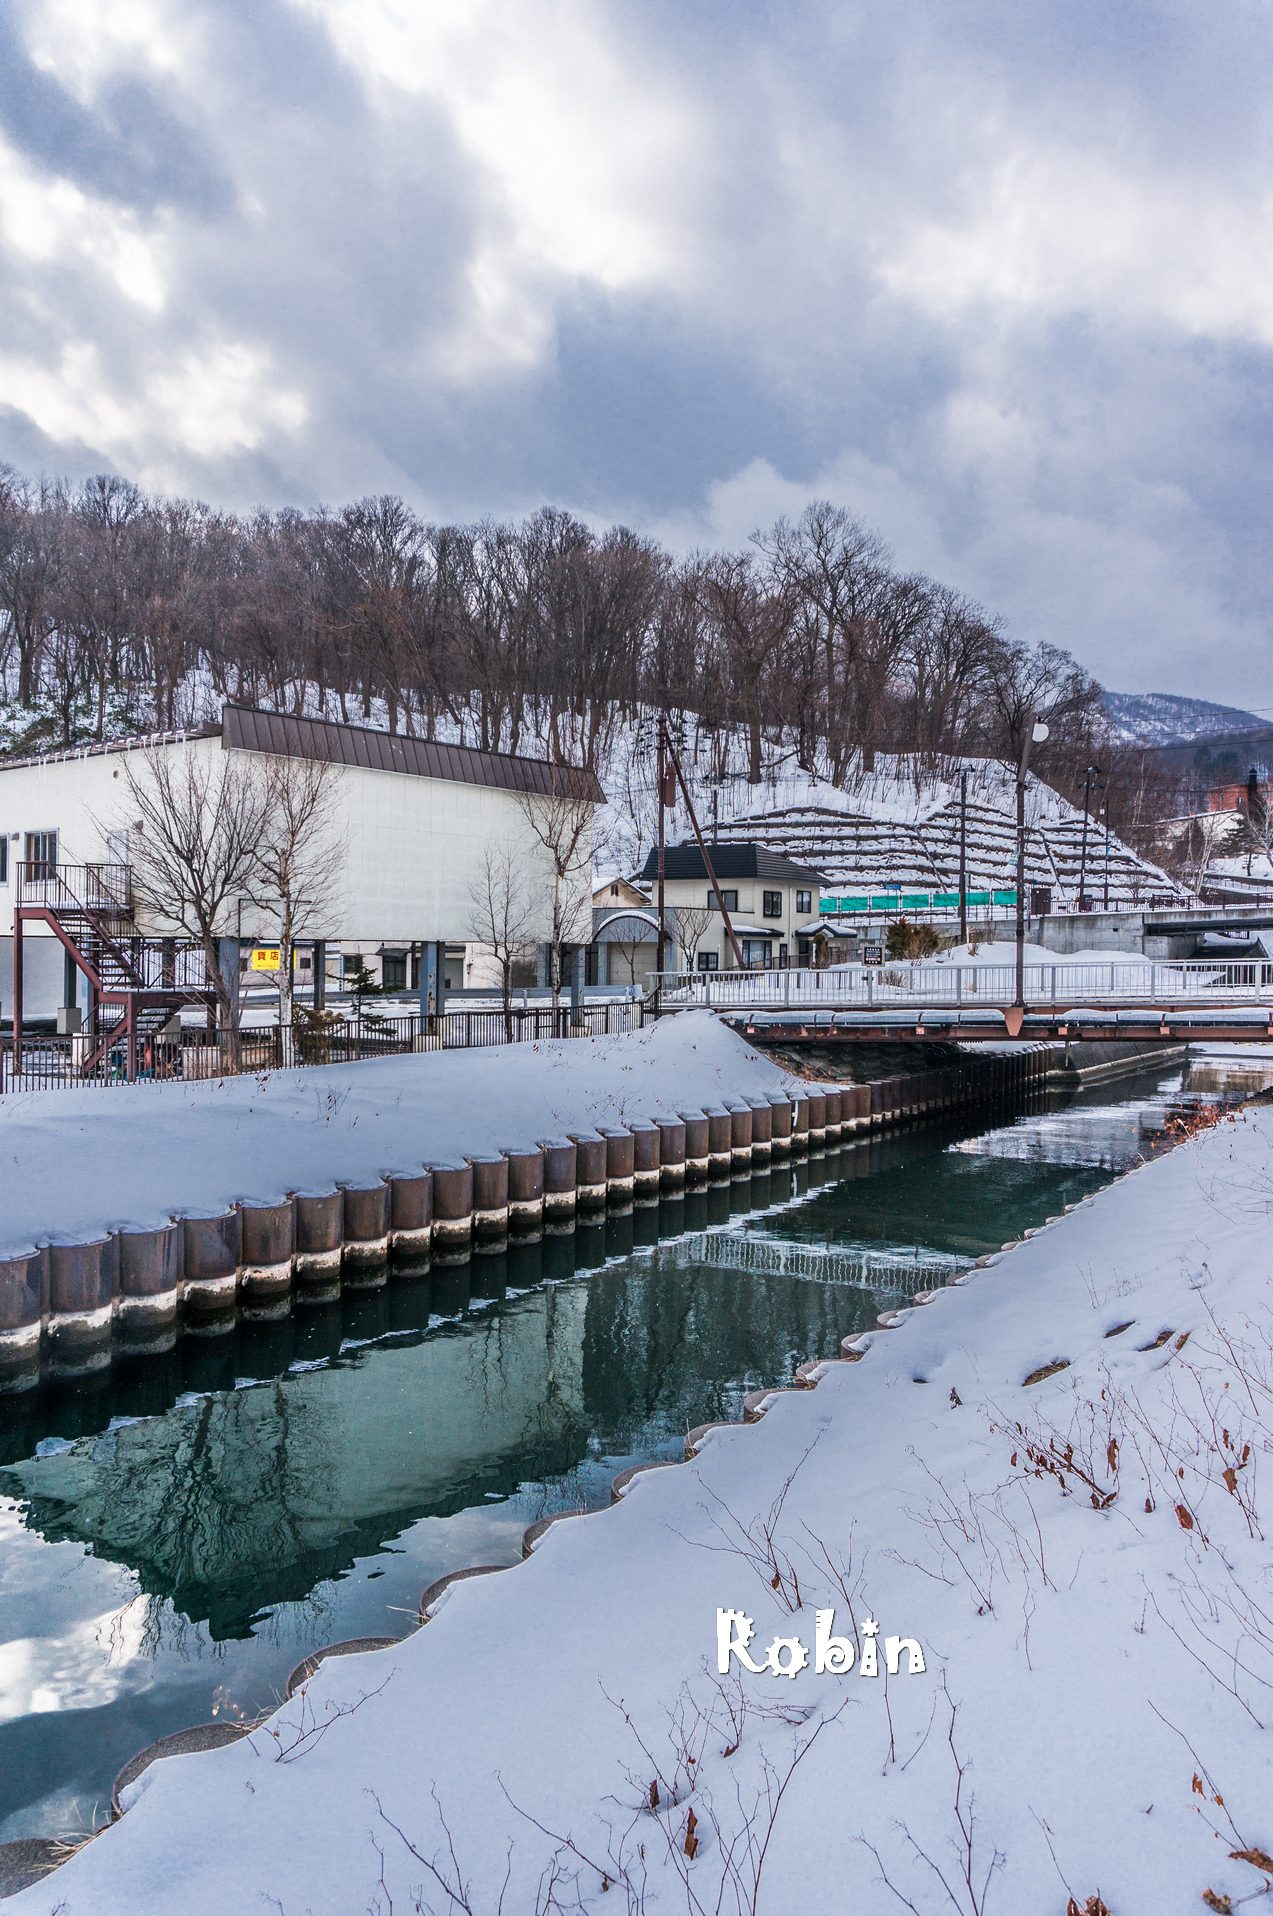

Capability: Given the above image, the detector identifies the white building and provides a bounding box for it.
[0,705,601,1024]
[632,843,823,973]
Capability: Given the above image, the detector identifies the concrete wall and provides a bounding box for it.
[1035,904,1266,959]
[1034,911,1153,956]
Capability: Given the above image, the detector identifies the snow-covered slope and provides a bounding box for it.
[1102,690,1267,746]
[0,1013,794,1260]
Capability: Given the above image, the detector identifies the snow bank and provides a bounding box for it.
[0,1013,796,1259]
[14,1097,1273,1915]
[928,938,1150,968]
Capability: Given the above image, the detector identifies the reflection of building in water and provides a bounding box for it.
[1,1288,587,1637]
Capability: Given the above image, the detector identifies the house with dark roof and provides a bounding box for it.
[1,706,603,1021]
[636,841,823,970]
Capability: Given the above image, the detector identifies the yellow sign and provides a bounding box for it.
[250,948,282,972]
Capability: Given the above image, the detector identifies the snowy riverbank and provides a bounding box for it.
[0,1012,796,1259]
[12,1074,1273,1912]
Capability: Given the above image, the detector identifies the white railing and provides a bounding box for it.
[653,959,1273,1012]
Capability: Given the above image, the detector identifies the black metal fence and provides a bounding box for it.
[0,998,645,1093]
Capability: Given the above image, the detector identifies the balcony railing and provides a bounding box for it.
[17,861,133,917]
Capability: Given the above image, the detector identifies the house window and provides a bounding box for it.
[381,951,407,991]
[25,831,57,879]
[0,839,7,884]
[708,889,739,911]
[740,939,772,969]
[762,890,782,918]
[696,950,719,972]
[796,889,812,914]
[610,882,619,896]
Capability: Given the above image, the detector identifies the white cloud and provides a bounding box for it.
[0,337,306,483]
[877,142,1273,346]
[0,131,169,311]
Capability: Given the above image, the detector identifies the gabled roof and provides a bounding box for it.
[224,707,605,803]
[637,842,821,884]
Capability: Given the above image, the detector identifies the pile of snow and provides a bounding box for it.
[0,1014,795,1260]
[927,940,1150,969]
[15,1089,1273,1914]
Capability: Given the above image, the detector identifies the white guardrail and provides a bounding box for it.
[652,959,1273,1011]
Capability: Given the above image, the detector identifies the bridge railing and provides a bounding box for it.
[653,958,1273,1010]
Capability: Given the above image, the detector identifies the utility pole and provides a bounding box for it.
[958,768,968,944]
[1077,763,1101,910]
[662,719,745,970]
[656,725,667,984]
[1016,714,1049,1009]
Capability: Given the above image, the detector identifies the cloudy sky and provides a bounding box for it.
[1,0,1270,705]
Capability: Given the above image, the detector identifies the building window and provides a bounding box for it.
[762,890,782,918]
[796,889,812,914]
[708,889,739,911]
[381,952,407,991]
[740,939,772,969]
[696,950,719,972]
[0,839,7,884]
[610,882,619,896]
[25,831,57,879]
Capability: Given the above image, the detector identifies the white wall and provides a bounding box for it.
[0,736,592,950]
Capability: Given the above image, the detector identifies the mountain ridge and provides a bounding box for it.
[1101,690,1267,746]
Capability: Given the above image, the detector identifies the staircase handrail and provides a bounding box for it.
[18,861,147,988]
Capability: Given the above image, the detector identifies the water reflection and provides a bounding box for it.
[0,1057,1262,1841]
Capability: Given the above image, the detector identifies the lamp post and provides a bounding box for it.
[1077,763,1102,911]
[1016,715,1050,1008]
[1102,801,1112,911]
[958,767,968,944]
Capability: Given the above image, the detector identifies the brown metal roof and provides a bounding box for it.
[222,706,605,803]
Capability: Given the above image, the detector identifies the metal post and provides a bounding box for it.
[665,737,745,970]
[656,724,667,987]
[1016,764,1027,1007]
[13,910,22,1080]
[1015,714,1046,1010]
[570,946,584,1029]
[1077,765,1095,910]
[1103,801,1111,911]
[958,769,968,943]
[314,939,326,1010]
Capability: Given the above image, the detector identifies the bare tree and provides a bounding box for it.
[120,745,270,1059]
[467,839,539,1039]
[248,752,348,1027]
[515,777,595,1021]
[677,902,712,973]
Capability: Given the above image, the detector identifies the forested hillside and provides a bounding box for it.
[0,469,1173,858]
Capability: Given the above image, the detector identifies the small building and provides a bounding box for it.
[592,873,649,911]
[635,843,822,971]
[1,706,602,1034]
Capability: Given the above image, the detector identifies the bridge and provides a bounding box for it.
[653,961,1273,1045]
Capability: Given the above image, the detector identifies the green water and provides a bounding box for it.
[0,1062,1217,1840]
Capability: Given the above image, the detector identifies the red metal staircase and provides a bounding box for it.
[13,863,217,1081]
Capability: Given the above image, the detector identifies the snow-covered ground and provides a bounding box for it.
[10,1048,1273,1914]
[0,1013,796,1260]
[927,939,1150,969]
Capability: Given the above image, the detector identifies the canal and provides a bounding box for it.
[0,1054,1259,1844]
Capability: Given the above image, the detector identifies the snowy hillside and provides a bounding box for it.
[1101,690,1266,746]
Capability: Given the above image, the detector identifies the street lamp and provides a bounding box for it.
[1015,716,1049,1009]
[1077,764,1102,911]
[1102,799,1112,911]
[958,767,968,944]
